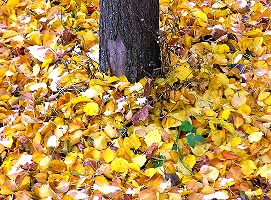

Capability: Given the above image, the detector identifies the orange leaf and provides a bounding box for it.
[222,151,239,160]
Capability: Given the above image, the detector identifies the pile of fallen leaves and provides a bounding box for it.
[0,0,271,199]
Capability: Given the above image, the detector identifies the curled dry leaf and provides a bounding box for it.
[131,104,153,125]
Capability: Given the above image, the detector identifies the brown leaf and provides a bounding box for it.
[131,104,153,125]
[144,78,152,98]
[138,188,157,200]
[61,29,76,45]
[145,142,158,157]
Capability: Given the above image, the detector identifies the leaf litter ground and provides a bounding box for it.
[0,0,271,199]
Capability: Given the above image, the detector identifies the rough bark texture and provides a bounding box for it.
[99,0,160,82]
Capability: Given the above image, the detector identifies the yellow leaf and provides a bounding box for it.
[110,158,129,172]
[83,30,96,42]
[41,58,53,68]
[263,94,271,105]
[258,92,270,101]
[256,164,271,179]
[234,116,244,128]
[230,137,242,147]
[107,76,119,83]
[200,165,219,182]
[213,44,230,54]
[194,11,208,22]
[127,163,140,171]
[231,91,248,109]
[64,152,77,167]
[70,96,92,105]
[191,143,207,156]
[38,184,56,198]
[182,155,196,169]
[50,160,66,173]
[0,185,13,195]
[6,0,20,7]
[102,147,115,163]
[221,109,231,120]
[130,134,141,149]
[162,117,176,129]
[145,168,157,178]
[241,160,257,176]
[33,132,41,145]
[39,156,51,172]
[248,132,263,143]
[237,104,251,115]
[83,102,99,116]
[204,110,216,117]
[173,65,193,81]
[131,154,146,168]
[95,175,109,186]
[2,30,19,39]
[211,130,225,146]
[104,124,118,138]
[144,130,161,147]
[80,3,88,13]
[93,135,107,150]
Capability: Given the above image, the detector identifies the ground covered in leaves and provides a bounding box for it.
[0,0,271,199]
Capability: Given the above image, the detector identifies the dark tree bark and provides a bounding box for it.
[99,0,161,82]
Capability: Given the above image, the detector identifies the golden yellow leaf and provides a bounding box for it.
[144,130,161,147]
[131,154,146,168]
[41,58,53,68]
[263,95,271,105]
[248,132,263,143]
[182,155,196,169]
[200,165,219,182]
[95,175,109,186]
[110,158,129,172]
[39,156,51,172]
[50,160,66,173]
[237,104,251,115]
[104,124,118,138]
[83,102,99,116]
[191,143,207,156]
[0,184,14,195]
[64,152,77,167]
[173,65,193,81]
[127,163,140,171]
[194,11,208,22]
[130,134,141,149]
[230,137,242,147]
[93,135,107,150]
[256,164,271,179]
[162,117,176,129]
[234,116,244,128]
[204,110,216,117]
[70,96,92,105]
[213,44,230,54]
[145,168,157,178]
[221,109,231,120]
[38,184,56,199]
[2,30,19,39]
[241,160,257,176]
[102,147,115,163]
[258,92,270,101]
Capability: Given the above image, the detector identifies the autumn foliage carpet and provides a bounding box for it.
[1,0,271,199]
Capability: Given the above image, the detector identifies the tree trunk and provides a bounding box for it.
[99,0,160,83]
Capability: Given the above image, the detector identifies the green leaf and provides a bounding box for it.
[172,144,178,151]
[187,139,195,148]
[154,155,165,168]
[194,135,205,143]
[191,127,197,133]
[179,120,194,132]
[186,133,194,140]
[70,171,84,177]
